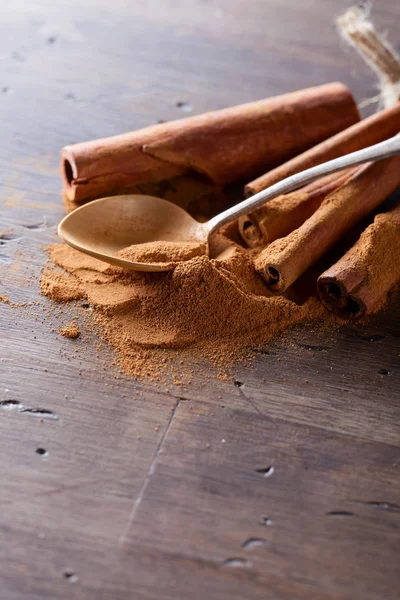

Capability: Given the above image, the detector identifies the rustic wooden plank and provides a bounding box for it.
[167,315,400,447]
[120,399,400,600]
[0,354,178,599]
[221,317,400,446]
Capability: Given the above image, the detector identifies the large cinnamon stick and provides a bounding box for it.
[61,123,186,205]
[318,199,400,319]
[61,82,358,204]
[244,103,400,198]
[254,154,400,293]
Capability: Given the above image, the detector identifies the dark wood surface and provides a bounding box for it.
[1,1,399,599]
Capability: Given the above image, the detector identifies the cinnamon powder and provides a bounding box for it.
[116,240,206,267]
[59,322,80,339]
[41,240,328,382]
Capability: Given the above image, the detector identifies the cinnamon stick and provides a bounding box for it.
[61,82,358,204]
[61,123,186,205]
[317,199,400,319]
[254,154,400,293]
[239,168,358,248]
[244,103,400,198]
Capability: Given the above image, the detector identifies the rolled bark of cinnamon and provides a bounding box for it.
[61,124,186,205]
[254,154,400,293]
[240,167,358,248]
[61,82,358,204]
[244,103,400,197]
[317,199,400,319]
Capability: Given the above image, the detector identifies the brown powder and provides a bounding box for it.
[42,241,329,382]
[116,240,206,267]
[0,295,33,309]
[59,322,80,339]
[41,269,84,302]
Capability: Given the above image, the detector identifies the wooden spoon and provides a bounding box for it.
[58,135,400,271]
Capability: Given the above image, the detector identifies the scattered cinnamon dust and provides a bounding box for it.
[59,321,80,339]
[0,295,30,309]
[41,238,329,383]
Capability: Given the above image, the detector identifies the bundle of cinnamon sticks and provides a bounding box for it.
[60,85,400,320]
[245,3,400,320]
[252,147,400,318]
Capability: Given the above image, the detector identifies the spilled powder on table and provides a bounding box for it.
[41,240,328,382]
[41,271,84,302]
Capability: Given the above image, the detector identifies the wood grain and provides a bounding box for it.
[0,1,399,599]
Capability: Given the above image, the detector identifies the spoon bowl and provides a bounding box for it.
[58,195,207,271]
[58,135,400,270]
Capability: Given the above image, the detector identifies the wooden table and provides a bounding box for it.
[1,1,399,598]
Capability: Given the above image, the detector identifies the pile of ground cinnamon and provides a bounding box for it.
[116,240,206,268]
[41,240,328,382]
[59,321,80,339]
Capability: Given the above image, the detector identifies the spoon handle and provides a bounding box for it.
[207,134,400,235]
